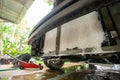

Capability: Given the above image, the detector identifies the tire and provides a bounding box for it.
[39,64,43,70]
[44,59,64,70]
[13,61,21,67]
[39,66,43,70]
[20,66,24,69]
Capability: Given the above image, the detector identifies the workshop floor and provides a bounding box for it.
[0,63,80,79]
[0,63,120,80]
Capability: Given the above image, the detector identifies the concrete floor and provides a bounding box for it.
[0,63,80,79]
[0,63,119,80]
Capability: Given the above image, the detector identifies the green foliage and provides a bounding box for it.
[63,63,87,73]
[44,0,53,5]
[30,57,43,64]
[80,64,87,70]
[0,22,31,56]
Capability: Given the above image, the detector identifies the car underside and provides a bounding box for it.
[28,0,120,70]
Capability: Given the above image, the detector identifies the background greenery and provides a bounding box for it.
[0,0,53,57]
[0,21,31,56]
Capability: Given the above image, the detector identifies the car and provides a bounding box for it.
[28,0,120,70]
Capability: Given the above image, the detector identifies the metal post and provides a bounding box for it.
[54,0,63,55]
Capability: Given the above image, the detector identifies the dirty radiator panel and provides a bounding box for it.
[60,12,104,53]
[43,12,105,54]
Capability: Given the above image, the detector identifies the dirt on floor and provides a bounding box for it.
[0,62,80,78]
[0,63,120,80]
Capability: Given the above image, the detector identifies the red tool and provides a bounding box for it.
[7,54,43,70]
[20,61,43,70]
